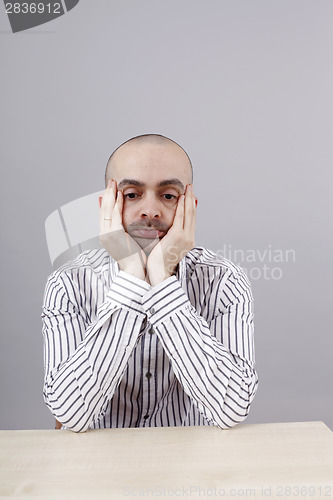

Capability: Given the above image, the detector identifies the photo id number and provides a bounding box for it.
[276,485,332,497]
[5,3,61,14]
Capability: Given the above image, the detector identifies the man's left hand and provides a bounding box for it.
[147,184,196,287]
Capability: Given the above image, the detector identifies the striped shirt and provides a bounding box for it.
[42,247,258,432]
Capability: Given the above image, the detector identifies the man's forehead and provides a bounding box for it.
[106,138,193,186]
[114,140,187,164]
[113,150,190,177]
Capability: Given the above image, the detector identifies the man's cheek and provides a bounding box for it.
[121,208,132,228]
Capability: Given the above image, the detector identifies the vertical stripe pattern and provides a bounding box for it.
[42,247,258,432]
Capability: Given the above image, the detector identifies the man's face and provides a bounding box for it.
[110,141,193,248]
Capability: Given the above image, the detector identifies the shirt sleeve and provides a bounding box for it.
[140,269,258,429]
[42,270,150,432]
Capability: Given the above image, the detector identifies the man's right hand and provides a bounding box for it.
[99,180,147,281]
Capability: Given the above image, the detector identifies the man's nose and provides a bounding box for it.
[140,195,161,219]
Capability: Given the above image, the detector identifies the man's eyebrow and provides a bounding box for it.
[117,179,144,189]
[157,179,185,191]
[117,178,185,191]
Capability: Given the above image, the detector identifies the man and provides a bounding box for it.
[42,134,258,432]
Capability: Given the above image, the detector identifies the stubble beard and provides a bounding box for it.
[126,219,169,256]
[132,236,161,256]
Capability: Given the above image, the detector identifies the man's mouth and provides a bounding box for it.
[130,228,165,239]
[128,221,168,239]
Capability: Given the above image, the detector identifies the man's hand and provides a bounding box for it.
[99,180,147,280]
[147,184,196,287]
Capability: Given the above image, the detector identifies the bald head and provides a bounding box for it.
[105,134,193,187]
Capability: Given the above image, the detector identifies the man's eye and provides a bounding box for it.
[124,193,138,199]
[163,194,177,201]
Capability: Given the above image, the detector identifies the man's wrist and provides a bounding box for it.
[118,256,146,281]
[148,265,177,287]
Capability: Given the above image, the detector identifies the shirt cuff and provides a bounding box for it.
[141,275,189,324]
[107,270,151,313]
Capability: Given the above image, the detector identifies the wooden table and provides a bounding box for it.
[0,421,332,499]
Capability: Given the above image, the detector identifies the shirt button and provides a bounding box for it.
[149,327,154,335]
[143,414,149,420]
[149,307,155,315]
[145,372,152,379]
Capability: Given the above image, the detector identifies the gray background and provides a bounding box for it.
[0,0,332,430]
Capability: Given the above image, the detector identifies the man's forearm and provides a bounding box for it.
[42,271,149,432]
[139,274,258,429]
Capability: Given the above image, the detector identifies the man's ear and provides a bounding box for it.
[195,197,198,207]
[98,195,103,209]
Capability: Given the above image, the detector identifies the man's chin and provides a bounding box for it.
[133,236,161,254]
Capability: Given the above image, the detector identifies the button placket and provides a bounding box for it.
[140,328,156,426]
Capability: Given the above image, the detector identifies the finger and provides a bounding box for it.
[103,179,117,205]
[172,194,185,230]
[184,184,196,233]
[111,190,124,229]
[100,180,116,232]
